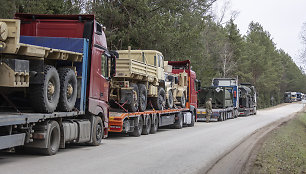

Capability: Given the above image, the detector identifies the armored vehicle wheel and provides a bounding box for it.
[142,116,151,135]
[40,121,60,155]
[138,84,147,112]
[127,83,139,112]
[166,90,174,109]
[178,93,186,108]
[130,116,143,137]
[58,68,77,111]
[89,116,104,146]
[30,65,60,113]
[150,115,158,134]
[152,87,166,110]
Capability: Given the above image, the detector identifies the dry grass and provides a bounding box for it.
[250,113,306,174]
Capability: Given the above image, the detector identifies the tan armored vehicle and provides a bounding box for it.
[110,49,166,112]
[164,61,188,109]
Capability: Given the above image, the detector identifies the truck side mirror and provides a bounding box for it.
[109,50,118,78]
[197,80,201,91]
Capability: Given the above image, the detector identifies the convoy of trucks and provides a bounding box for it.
[284,91,304,103]
[0,13,265,156]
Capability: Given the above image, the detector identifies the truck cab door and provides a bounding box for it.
[90,47,109,102]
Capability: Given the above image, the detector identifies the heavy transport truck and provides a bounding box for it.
[0,14,116,155]
[196,86,235,122]
[109,49,187,112]
[109,60,199,136]
[238,83,257,116]
[196,78,239,122]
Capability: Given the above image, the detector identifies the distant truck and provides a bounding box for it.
[108,60,198,136]
[197,86,235,121]
[238,83,257,116]
[284,92,292,103]
[296,92,302,101]
[0,14,116,155]
[291,92,297,102]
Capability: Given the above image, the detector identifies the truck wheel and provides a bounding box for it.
[174,113,183,129]
[166,90,174,109]
[178,93,186,108]
[30,65,60,113]
[188,111,195,127]
[89,116,104,146]
[127,83,139,112]
[40,121,60,155]
[153,87,166,110]
[150,115,158,134]
[58,68,77,111]
[142,117,151,135]
[138,84,147,112]
[130,116,143,137]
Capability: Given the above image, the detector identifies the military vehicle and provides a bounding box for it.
[238,83,257,116]
[197,86,235,121]
[284,92,292,103]
[110,49,187,112]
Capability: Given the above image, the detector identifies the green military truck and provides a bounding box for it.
[197,86,236,121]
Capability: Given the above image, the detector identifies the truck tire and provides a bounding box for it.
[89,116,104,146]
[130,116,143,137]
[166,90,174,109]
[58,68,77,112]
[127,83,139,112]
[30,65,60,113]
[40,121,60,155]
[142,117,151,135]
[150,115,158,134]
[178,93,186,108]
[152,87,166,110]
[138,84,147,112]
[173,113,183,129]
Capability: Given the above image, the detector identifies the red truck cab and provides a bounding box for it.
[168,60,199,116]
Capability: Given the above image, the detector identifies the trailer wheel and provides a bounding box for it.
[30,65,60,113]
[178,93,186,108]
[127,83,139,112]
[138,84,147,112]
[40,121,60,155]
[174,113,183,129]
[166,90,174,109]
[58,68,77,111]
[142,116,151,135]
[152,87,166,110]
[89,116,104,146]
[130,116,143,137]
[150,115,158,134]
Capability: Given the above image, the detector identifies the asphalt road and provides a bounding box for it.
[0,103,303,174]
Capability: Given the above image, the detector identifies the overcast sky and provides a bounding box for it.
[213,0,306,66]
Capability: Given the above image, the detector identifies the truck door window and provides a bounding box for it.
[154,56,157,66]
[96,23,102,35]
[160,55,164,68]
[101,54,107,77]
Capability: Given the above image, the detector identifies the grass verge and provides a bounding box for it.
[250,112,306,173]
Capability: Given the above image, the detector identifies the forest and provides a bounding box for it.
[1,0,306,108]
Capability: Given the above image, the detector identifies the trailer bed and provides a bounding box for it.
[0,111,84,126]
